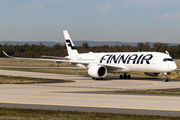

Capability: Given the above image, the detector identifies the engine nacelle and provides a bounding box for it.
[88,65,107,78]
[144,72,162,77]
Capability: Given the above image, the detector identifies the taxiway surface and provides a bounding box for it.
[0,69,180,117]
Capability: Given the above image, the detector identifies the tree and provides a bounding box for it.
[153,42,162,51]
[82,42,89,50]
[144,42,151,51]
[137,43,144,51]
[53,43,60,50]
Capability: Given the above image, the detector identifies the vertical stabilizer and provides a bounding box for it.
[63,30,79,58]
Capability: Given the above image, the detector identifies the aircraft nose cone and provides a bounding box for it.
[174,64,177,70]
[170,63,177,71]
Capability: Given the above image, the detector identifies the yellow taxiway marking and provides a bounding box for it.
[129,80,157,87]
[1,101,180,112]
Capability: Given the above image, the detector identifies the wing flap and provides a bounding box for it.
[41,55,70,60]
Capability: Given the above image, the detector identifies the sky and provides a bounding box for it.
[0,0,180,43]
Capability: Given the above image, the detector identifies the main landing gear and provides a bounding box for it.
[164,72,169,82]
[119,73,131,79]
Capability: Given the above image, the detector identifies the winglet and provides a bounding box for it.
[3,51,14,58]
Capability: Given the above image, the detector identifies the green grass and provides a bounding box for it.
[1,68,89,76]
[0,76,54,84]
[0,108,179,120]
[116,90,180,95]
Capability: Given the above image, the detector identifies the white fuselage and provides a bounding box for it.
[74,52,177,73]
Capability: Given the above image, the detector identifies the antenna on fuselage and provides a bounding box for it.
[165,51,170,56]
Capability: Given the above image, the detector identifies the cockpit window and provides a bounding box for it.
[163,58,174,62]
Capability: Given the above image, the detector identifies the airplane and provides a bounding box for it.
[3,30,177,82]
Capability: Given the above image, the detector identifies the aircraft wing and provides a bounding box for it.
[3,51,125,69]
[57,60,125,69]
[3,51,89,64]
[3,51,67,62]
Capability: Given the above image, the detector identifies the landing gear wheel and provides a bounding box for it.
[124,75,127,79]
[124,73,127,79]
[120,75,123,79]
[164,78,169,82]
[119,74,131,79]
[128,75,131,79]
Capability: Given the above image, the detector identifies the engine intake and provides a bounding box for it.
[88,65,107,78]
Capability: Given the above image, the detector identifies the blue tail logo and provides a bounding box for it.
[66,40,76,50]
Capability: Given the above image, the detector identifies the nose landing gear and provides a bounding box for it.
[164,72,169,82]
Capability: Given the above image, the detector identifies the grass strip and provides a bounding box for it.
[1,68,88,76]
[0,76,54,84]
[0,107,180,120]
[116,90,180,95]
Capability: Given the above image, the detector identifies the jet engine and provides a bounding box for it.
[144,72,162,77]
[88,65,107,78]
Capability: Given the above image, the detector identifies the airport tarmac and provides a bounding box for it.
[0,69,180,117]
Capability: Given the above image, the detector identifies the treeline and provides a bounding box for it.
[0,42,180,59]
